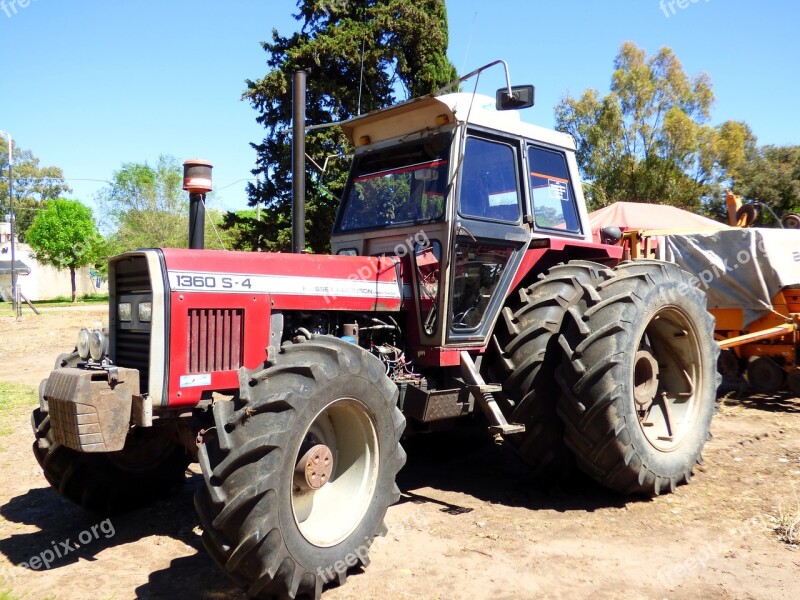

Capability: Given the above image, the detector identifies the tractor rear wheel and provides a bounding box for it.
[488,261,613,478]
[31,408,189,513]
[195,336,405,600]
[556,261,718,495]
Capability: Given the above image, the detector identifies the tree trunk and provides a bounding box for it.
[70,267,77,303]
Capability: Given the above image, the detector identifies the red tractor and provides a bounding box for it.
[31,63,718,599]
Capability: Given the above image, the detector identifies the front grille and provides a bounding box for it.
[115,329,150,388]
[188,308,244,373]
[113,256,152,392]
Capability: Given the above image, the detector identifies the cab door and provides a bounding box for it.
[446,131,529,344]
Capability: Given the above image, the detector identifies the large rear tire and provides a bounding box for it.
[31,408,189,513]
[487,261,613,478]
[556,261,718,495]
[195,336,405,600]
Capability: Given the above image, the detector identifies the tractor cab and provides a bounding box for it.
[331,91,595,350]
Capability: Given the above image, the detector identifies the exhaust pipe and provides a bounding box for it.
[183,159,213,250]
[292,70,306,254]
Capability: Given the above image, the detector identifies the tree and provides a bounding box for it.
[1,139,71,241]
[227,0,457,253]
[97,155,230,253]
[98,155,187,251]
[555,42,754,212]
[26,199,104,302]
[733,145,800,223]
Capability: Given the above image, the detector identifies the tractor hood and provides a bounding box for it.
[160,248,404,312]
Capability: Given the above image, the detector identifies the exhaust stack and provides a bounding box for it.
[292,70,306,254]
[183,159,213,250]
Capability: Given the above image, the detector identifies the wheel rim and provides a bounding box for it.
[633,307,703,452]
[291,398,379,548]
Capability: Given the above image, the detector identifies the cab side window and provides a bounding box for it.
[459,137,521,223]
[528,146,580,233]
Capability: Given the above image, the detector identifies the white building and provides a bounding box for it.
[0,221,107,301]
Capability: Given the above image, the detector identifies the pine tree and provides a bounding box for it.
[225,0,457,253]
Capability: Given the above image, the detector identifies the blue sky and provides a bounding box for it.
[1,0,798,216]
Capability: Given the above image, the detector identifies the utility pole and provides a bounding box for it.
[0,130,16,316]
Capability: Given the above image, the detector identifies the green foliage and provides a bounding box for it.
[734,145,800,222]
[0,139,71,241]
[98,155,187,252]
[555,42,755,212]
[228,0,457,253]
[26,199,105,301]
[97,155,232,254]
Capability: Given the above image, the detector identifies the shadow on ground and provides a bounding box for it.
[1,425,655,598]
[0,474,243,599]
[396,426,640,514]
[718,382,800,414]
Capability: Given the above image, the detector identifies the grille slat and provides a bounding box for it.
[188,308,244,373]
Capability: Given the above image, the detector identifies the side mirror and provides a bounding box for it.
[496,85,535,111]
[600,226,623,244]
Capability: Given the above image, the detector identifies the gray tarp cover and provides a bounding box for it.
[663,228,800,328]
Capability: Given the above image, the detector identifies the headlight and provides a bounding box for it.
[76,328,91,360]
[88,330,107,362]
[118,302,132,322]
[338,248,358,256]
[138,301,152,322]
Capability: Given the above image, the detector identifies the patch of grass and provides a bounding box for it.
[775,496,800,547]
[0,294,108,312]
[0,382,38,437]
[39,294,109,304]
[0,582,20,600]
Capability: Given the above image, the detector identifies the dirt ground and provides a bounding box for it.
[0,307,798,600]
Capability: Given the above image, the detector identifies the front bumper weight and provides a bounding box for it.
[44,367,139,453]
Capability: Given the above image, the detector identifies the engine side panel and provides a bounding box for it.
[159,249,406,407]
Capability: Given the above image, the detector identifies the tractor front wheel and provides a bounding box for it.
[32,408,189,513]
[195,336,405,600]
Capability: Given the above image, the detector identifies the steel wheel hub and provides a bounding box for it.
[295,444,334,491]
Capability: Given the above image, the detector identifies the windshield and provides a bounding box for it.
[337,135,452,232]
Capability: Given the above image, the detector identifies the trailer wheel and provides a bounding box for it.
[195,336,405,600]
[557,261,718,495]
[788,368,800,396]
[747,357,786,395]
[31,408,189,513]
[488,261,613,478]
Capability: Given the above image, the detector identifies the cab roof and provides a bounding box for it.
[341,93,575,151]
